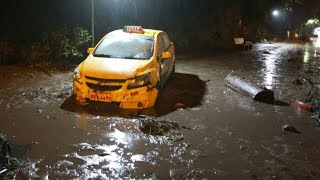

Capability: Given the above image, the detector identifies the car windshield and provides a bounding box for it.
[93,34,154,60]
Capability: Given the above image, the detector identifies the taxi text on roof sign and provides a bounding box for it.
[123,26,144,34]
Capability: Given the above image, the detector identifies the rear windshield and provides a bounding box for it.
[93,34,154,60]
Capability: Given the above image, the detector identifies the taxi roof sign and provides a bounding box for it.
[123,26,144,34]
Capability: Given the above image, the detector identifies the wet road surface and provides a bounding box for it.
[1,43,320,179]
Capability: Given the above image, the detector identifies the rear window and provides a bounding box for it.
[93,34,154,60]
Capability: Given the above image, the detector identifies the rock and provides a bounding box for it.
[292,79,303,85]
[282,124,301,134]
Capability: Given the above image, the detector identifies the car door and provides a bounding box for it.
[161,33,175,77]
[157,33,174,85]
[157,34,167,84]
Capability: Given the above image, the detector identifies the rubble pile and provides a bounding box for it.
[0,133,20,178]
[303,79,320,126]
[139,119,184,141]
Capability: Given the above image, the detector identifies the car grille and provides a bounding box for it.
[85,76,126,83]
[86,83,122,91]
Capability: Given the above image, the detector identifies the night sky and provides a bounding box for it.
[2,0,320,43]
[2,1,92,42]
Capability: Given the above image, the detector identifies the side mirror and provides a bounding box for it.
[161,52,172,59]
[87,48,94,54]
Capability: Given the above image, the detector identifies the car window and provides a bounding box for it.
[93,34,154,60]
[158,36,165,55]
[162,33,171,50]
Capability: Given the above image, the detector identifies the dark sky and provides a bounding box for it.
[2,0,92,41]
[1,0,234,42]
[2,0,319,43]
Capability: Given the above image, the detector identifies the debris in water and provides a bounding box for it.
[294,100,313,111]
[302,78,320,126]
[263,51,271,54]
[181,126,192,130]
[98,153,110,157]
[139,119,184,141]
[240,145,249,150]
[0,134,11,164]
[32,141,39,145]
[181,125,198,130]
[169,169,177,179]
[0,168,7,174]
[224,72,274,103]
[292,79,303,85]
[0,133,21,177]
[139,119,180,136]
[282,124,301,134]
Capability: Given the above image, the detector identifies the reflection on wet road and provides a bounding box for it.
[1,43,320,179]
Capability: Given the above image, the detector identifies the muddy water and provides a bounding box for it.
[1,43,320,179]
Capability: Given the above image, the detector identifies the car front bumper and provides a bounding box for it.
[73,80,159,109]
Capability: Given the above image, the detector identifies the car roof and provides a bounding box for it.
[107,29,162,38]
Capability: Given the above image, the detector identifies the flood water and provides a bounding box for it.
[1,43,320,179]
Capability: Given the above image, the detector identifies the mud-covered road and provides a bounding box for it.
[1,43,320,179]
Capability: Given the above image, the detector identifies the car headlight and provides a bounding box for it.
[73,68,83,84]
[127,73,151,89]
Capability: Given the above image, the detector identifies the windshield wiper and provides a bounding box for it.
[126,57,149,60]
[93,54,117,58]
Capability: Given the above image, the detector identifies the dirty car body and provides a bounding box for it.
[73,26,175,109]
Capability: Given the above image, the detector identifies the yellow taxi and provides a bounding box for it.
[73,26,175,109]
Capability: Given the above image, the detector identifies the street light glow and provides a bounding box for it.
[272,10,279,17]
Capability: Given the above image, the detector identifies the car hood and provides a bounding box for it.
[80,55,152,79]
